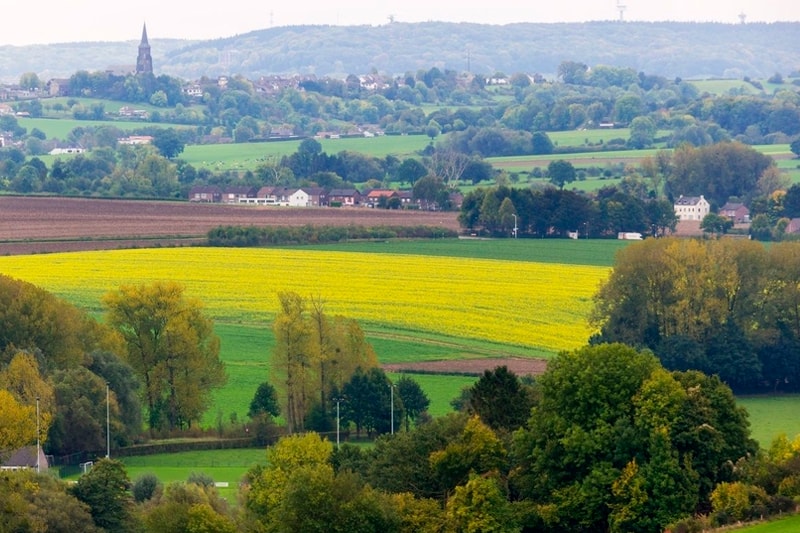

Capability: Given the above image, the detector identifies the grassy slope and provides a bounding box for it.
[733,514,800,532]
[292,238,630,267]
[206,239,627,426]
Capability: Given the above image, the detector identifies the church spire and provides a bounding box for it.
[136,23,153,76]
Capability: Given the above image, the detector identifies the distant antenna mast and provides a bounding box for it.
[738,11,747,24]
[617,0,627,21]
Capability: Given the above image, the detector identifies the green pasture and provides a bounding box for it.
[179,134,432,172]
[386,372,477,418]
[737,395,800,448]
[294,237,630,267]
[39,96,169,116]
[18,116,149,140]
[548,128,632,146]
[688,79,766,95]
[733,514,800,532]
[208,322,516,427]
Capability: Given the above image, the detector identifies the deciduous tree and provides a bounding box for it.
[103,281,226,431]
[71,458,134,532]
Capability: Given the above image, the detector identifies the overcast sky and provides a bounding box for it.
[3,0,798,46]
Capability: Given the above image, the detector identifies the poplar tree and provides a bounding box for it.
[104,281,226,432]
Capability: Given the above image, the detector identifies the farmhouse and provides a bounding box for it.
[674,195,710,221]
[720,201,750,223]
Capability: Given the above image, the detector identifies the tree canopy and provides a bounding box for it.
[103,281,226,431]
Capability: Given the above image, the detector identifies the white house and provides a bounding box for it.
[674,195,710,221]
[287,189,311,207]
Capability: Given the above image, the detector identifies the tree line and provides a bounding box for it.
[7,342,791,532]
[593,237,800,393]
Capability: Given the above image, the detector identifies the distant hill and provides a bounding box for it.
[1,21,798,83]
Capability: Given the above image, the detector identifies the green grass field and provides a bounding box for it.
[292,237,631,267]
[688,79,762,95]
[179,134,433,172]
[121,448,266,503]
[733,514,800,532]
[736,396,800,448]
[19,116,150,141]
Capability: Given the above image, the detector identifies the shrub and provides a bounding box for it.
[132,472,161,502]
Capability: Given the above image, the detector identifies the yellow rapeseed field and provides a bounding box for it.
[0,248,609,353]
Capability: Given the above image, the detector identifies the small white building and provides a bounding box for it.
[674,195,710,221]
[48,147,84,155]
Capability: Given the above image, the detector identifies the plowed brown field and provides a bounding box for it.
[0,196,460,255]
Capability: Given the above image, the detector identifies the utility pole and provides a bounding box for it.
[390,384,394,435]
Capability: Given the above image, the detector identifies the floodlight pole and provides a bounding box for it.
[106,383,110,459]
[335,398,342,450]
[390,384,395,435]
[36,397,40,474]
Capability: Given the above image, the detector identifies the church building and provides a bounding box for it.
[136,23,153,75]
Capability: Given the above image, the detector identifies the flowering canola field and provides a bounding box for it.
[0,247,609,354]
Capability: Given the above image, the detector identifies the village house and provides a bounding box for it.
[302,187,328,207]
[251,186,311,206]
[221,186,258,204]
[786,218,800,235]
[328,188,362,207]
[720,201,750,224]
[188,185,222,203]
[365,189,399,207]
[46,78,71,97]
[674,195,710,221]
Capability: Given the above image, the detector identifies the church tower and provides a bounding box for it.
[136,23,153,75]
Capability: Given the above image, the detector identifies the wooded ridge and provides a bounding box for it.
[1,21,798,82]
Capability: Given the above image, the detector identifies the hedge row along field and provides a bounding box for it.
[0,247,609,355]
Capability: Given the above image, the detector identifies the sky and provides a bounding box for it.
[3,0,798,46]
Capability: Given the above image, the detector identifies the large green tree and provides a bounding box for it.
[465,366,534,433]
[71,458,134,532]
[511,343,755,532]
[103,281,226,431]
[547,159,576,189]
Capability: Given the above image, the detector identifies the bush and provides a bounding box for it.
[187,471,215,487]
[132,472,162,502]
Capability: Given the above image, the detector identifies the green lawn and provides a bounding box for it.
[688,79,762,95]
[19,116,150,141]
[179,134,431,172]
[121,448,266,503]
[292,237,630,267]
[737,395,800,448]
[733,514,800,532]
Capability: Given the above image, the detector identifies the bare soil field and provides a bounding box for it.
[383,357,548,376]
[0,196,460,255]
